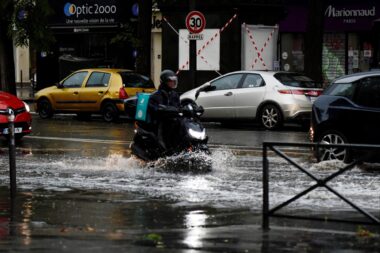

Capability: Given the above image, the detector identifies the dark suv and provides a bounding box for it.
[310,71,380,162]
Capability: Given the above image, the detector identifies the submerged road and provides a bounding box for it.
[4,114,310,154]
[0,115,379,252]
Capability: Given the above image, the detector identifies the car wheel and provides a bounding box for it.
[260,104,283,130]
[101,102,119,122]
[317,131,351,163]
[38,98,53,119]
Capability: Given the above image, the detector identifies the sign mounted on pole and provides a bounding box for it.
[185,10,206,34]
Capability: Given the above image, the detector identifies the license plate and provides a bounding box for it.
[2,127,22,134]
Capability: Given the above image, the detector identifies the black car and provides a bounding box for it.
[310,71,380,162]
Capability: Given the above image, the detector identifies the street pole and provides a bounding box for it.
[8,108,16,220]
[189,0,197,89]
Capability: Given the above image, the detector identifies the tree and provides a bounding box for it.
[304,0,326,84]
[112,0,152,75]
[0,0,54,94]
[0,0,16,94]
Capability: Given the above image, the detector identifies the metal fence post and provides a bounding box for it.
[262,143,269,230]
[7,108,16,218]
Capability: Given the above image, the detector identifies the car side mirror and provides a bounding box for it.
[195,83,215,100]
[56,83,64,88]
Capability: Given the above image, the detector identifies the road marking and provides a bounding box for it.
[25,135,132,145]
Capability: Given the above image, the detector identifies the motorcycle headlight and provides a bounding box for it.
[188,128,206,140]
[23,102,30,112]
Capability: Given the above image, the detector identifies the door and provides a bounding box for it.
[79,71,111,111]
[196,73,243,119]
[241,25,278,71]
[51,71,88,111]
[351,76,380,144]
[234,74,266,119]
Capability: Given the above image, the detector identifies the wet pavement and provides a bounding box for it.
[0,114,379,252]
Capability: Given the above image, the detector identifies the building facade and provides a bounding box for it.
[26,0,380,93]
[36,0,138,90]
[158,0,380,91]
[280,0,380,83]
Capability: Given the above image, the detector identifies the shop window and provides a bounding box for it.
[322,33,345,83]
[347,33,373,74]
[280,33,304,72]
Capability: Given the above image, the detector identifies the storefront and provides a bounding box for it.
[158,0,285,92]
[279,1,380,83]
[36,0,137,90]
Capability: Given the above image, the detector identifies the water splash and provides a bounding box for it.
[0,151,379,211]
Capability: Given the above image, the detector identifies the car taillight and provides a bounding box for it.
[278,89,322,97]
[305,90,322,97]
[119,87,129,99]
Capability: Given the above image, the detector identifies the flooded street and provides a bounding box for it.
[1,148,379,213]
[0,116,379,252]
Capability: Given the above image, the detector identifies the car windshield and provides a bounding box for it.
[119,72,155,88]
[274,73,320,88]
[323,82,356,99]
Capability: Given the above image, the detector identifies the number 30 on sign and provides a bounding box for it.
[186,11,206,34]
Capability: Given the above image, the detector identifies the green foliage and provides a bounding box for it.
[110,23,141,48]
[142,233,165,247]
[11,0,55,50]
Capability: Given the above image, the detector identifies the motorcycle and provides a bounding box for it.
[125,98,211,172]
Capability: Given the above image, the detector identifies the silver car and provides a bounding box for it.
[180,71,323,130]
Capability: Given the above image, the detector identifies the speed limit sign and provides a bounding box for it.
[185,11,206,34]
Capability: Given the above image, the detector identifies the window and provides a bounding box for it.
[62,72,88,88]
[325,82,356,100]
[274,73,319,88]
[354,77,380,108]
[211,74,243,91]
[86,72,111,87]
[119,72,155,88]
[241,74,264,88]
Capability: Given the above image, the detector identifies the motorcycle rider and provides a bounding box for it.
[147,69,181,150]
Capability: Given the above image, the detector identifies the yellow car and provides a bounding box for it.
[35,68,156,122]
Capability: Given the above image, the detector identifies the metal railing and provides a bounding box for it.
[262,142,380,229]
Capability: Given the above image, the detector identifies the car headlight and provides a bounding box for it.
[23,102,30,112]
[188,128,206,140]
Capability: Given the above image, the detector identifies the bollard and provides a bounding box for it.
[262,143,269,230]
[7,108,16,218]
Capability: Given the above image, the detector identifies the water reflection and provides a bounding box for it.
[19,194,33,245]
[183,210,208,248]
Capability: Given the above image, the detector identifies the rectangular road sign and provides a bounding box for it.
[188,34,204,40]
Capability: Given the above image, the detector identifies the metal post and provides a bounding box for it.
[262,143,269,230]
[7,108,16,219]
[189,0,197,89]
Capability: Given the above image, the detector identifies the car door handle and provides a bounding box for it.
[98,91,104,95]
[224,92,233,96]
[73,91,79,95]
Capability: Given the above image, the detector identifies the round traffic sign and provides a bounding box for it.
[185,11,206,34]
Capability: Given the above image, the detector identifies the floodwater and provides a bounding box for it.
[1,148,379,212]
[0,148,379,252]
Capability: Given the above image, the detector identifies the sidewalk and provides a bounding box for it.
[16,83,35,102]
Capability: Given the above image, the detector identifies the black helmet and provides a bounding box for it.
[160,69,178,89]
